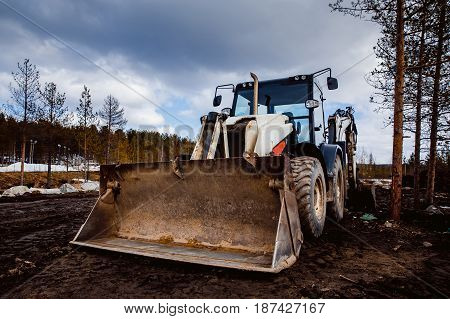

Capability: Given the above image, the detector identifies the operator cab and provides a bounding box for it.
[213,69,338,146]
[233,75,314,144]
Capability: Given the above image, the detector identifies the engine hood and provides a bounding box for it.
[225,113,290,127]
[225,114,293,157]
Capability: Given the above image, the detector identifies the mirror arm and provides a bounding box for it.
[215,84,235,97]
[314,82,325,101]
[312,68,332,79]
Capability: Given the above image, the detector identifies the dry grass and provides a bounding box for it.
[0,171,100,190]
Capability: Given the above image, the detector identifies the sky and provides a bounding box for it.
[0,0,414,163]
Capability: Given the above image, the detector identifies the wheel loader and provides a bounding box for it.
[72,68,360,273]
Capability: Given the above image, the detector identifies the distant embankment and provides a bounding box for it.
[0,171,99,191]
[358,164,392,179]
[359,164,448,192]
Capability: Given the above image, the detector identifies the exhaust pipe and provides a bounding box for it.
[243,72,259,165]
[250,72,259,115]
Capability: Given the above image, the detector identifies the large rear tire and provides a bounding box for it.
[291,156,327,237]
[328,156,345,221]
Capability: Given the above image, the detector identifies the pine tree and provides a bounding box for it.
[8,59,40,185]
[391,0,406,220]
[40,82,68,187]
[330,0,405,220]
[426,0,447,204]
[330,0,449,215]
[412,2,427,208]
[77,86,96,181]
[98,95,127,164]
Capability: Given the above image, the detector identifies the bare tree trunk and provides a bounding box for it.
[84,129,88,182]
[106,131,111,164]
[20,131,26,186]
[107,111,112,164]
[20,62,28,186]
[160,140,164,162]
[413,10,426,209]
[47,147,52,188]
[426,0,446,205]
[391,0,405,221]
[46,124,53,188]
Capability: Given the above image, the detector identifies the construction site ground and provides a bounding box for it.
[0,188,448,298]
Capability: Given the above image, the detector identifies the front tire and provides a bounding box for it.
[291,156,327,237]
[328,156,345,221]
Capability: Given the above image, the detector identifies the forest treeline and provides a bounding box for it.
[0,113,194,166]
[1,58,194,187]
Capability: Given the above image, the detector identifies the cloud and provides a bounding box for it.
[0,0,402,162]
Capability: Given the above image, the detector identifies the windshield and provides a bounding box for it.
[233,82,310,117]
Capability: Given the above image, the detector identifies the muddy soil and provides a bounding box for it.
[0,189,448,298]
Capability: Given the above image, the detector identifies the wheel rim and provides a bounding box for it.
[313,176,325,220]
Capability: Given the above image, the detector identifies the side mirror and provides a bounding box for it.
[327,77,338,90]
[305,99,320,109]
[213,95,222,107]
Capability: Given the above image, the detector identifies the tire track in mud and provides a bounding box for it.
[0,195,97,296]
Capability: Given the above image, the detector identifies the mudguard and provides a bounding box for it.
[320,143,344,177]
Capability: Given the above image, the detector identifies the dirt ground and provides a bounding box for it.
[0,188,448,299]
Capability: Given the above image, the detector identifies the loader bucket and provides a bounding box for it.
[71,157,303,272]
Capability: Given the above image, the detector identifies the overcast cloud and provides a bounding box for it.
[0,0,413,163]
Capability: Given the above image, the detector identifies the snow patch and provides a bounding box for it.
[30,188,62,195]
[60,183,78,193]
[1,186,31,197]
[0,162,100,172]
[71,178,98,183]
[81,181,100,192]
